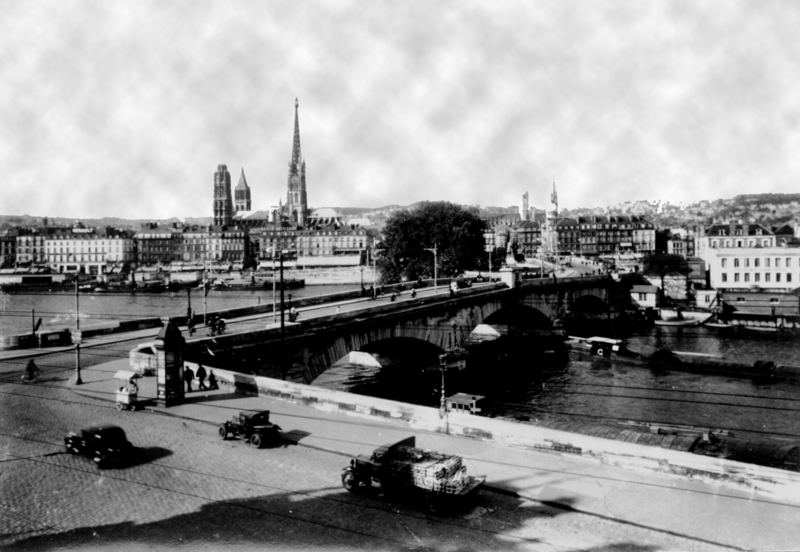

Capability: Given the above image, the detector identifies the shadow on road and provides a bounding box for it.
[2,488,613,551]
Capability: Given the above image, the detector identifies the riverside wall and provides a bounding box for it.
[184,361,800,504]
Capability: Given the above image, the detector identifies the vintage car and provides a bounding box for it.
[64,424,134,469]
[218,410,282,448]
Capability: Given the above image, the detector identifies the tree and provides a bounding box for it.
[379,202,487,283]
[642,253,691,302]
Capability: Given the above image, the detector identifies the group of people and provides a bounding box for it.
[183,363,218,392]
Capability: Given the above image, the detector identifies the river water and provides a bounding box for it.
[315,324,800,445]
[4,288,799,445]
[0,285,358,338]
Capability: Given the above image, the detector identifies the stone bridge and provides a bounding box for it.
[187,275,617,383]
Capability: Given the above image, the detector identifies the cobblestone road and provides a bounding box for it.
[0,347,736,551]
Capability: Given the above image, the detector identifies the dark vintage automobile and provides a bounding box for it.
[218,410,282,448]
[64,424,134,469]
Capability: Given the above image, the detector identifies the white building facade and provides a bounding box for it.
[698,223,800,291]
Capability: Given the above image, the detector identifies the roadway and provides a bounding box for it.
[4,345,800,550]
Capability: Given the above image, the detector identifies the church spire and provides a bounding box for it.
[290,97,302,174]
[285,98,308,227]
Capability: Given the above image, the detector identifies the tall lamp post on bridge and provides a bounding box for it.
[424,245,438,295]
[371,246,384,299]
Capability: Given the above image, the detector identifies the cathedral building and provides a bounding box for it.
[214,98,371,268]
[234,168,252,212]
[212,164,233,227]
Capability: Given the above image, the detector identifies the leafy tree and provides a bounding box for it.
[379,202,487,283]
[642,253,691,295]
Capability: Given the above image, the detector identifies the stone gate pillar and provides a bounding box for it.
[154,318,186,407]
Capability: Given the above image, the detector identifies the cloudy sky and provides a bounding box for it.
[3,0,800,219]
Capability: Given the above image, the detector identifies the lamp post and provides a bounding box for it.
[73,279,82,385]
[277,249,288,379]
[272,253,277,323]
[437,353,448,418]
[371,247,384,299]
[202,232,208,326]
[424,245,438,295]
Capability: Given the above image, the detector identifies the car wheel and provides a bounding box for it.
[218,425,228,439]
[249,433,263,448]
[341,470,360,492]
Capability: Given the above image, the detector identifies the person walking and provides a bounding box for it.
[196,364,207,390]
[183,366,194,392]
[208,370,218,390]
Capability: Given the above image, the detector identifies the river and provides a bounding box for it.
[0,284,359,338]
[315,324,800,446]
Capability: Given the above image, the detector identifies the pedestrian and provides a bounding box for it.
[196,364,207,390]
[208,370,218,390]
[183,366,194,392]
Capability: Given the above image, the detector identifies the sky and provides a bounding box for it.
[3,0,800,220]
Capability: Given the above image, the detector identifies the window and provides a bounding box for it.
[721,258,727,268]
[754,258,760,267]
[787,258,792,267]
[734,258,740,267]
[736,297,746,302]
[766,258,771,268]
[734,273,740,282]
[744,273,750,282]
[788,273,793,283]
[777,273,782,282]
[721,273,728,282]
[765,273,771,282]
[745,258,750,268]
[755,273,760,282]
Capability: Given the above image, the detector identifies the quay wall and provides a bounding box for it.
[185,361,800,504]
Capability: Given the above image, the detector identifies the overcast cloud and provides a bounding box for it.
[3,0,800,219]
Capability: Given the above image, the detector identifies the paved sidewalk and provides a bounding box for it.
[70,359,800,551]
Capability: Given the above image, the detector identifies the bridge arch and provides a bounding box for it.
[569,294,609,315]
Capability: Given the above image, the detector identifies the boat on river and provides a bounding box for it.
[565,335,800,382]
[655,308,712,327]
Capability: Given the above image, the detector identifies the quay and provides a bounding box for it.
[51,354,800,551]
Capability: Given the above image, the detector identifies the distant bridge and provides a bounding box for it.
[187,275,617,383]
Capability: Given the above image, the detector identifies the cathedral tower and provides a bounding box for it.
[213,164,233,227]
[234,168,251,212]
[286,98,308,227]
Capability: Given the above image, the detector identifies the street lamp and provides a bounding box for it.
[437,353,448,418]
[271,253,277,323]
[73,279,82,385]
[424,245,438,294]
[371,247,384,299]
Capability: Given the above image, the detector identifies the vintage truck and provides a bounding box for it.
[218,410,282,448]
[341,436,484,512]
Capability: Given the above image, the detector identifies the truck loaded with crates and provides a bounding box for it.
[341,436,484,513]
